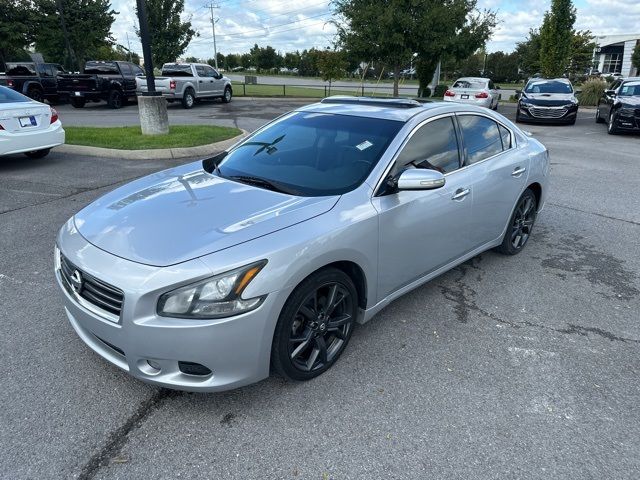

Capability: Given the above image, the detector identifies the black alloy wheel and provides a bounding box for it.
[108,90,123,109]
[595,105,604,123]
[607,110,619,135]
[28,88,43,103]
[272,268,357,381]
[496,189,537,255]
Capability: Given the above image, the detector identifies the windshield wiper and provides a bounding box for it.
[228,175,298,195]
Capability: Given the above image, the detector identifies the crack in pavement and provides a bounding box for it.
[548,202,640,227]
[77,388,181,480]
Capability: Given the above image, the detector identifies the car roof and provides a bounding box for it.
[622,77,640,82]
[455,77,489,82]
[527,77,572,83]
[296,96,487,122]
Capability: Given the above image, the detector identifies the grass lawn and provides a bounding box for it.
[64,125,242,150]
[232,82,412,98]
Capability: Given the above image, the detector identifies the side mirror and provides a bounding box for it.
[515,89,522,94]
[397,169,445,191]
[604,89,616,96]
[574,89,582,95]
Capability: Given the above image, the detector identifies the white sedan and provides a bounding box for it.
[0,86,65,158]
[443,77,501,110]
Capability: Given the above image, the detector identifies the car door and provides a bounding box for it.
[488,80,498,107]
[456,113,529,247]
[37,64,56,97]
[119,63,137,94]
[194,65,212,96]
[204,65,224,96]
[372,115,476,300]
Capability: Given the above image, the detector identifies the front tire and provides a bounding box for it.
[70,97,86,108]
[24,148,51,159]
[108,89,123,109]
[271,268,358,381]
[222,86,232,103]
[495,189,537,255]
[607,110,619,134]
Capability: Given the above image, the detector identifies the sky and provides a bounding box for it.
[110,0,640,60]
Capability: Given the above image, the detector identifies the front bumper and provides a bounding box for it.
[0,121,65,156]
[55,221,288,392]
[615,110,640,131]
[517,103,578,124]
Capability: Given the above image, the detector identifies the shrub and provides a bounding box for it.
[433,84,448,98]
[578,78,607,106]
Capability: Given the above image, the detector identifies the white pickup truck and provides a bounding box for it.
[136,62,233,109]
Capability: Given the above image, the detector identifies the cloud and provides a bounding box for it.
[108,0,639,58]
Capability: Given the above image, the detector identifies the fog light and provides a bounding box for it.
[137,358,161,375]
[147,360,161,371]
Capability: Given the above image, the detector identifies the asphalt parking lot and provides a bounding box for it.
[1,100,639,479]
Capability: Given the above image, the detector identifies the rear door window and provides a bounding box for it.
[458,115,503,165]
[396,116,461,174]
[195,66,207,77]
[6,64,36,76]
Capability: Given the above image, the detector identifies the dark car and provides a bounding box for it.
[515,78,579,125]
[596,77,640,134]
[57,60,143,109]
[0,62,67,103]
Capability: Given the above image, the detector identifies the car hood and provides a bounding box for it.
[618,96,640,107]
[74,161,339,267]
[522,93,577,106]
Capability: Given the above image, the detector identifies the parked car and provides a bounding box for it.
[515,77,579,125]
[55,96,549,392]
[0,86,64,158]
[0,62,67,103]
[57,60,143,109]
[596,77,640,134]
[443,77,500,110]
[136,63,233,109]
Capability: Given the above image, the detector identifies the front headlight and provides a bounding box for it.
[157,260,267,319]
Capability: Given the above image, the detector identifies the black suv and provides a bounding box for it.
[57,60,144,109]
[596,77,640,134]
[515,78,579,125]
[0,62,67,103]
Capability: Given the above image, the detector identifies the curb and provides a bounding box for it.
[57,130,248,160]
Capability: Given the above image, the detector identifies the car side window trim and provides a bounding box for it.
[372,112,459,196]
[455,112,516,169]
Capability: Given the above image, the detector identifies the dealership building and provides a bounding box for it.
[592,34,639,76]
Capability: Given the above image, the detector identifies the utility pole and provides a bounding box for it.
[209,3,219,69]
[126,32,133,63]
[55,0,77,71]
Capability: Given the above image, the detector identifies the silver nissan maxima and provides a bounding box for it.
[55,97,549,392]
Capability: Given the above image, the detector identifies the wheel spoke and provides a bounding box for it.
[314,336,328,365]
[513,234,522,248]
[290,338,311,360]
[299,305,316,320]
[327,313,351,329]
[305,348,320,371]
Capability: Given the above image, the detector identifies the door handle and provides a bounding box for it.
[198,80,203,83]
[452,188,470,201]
[512,167,526,177]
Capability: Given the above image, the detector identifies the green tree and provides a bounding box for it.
[136,0,197,67]
[632,41,640,71]
[298,48,322,76]
[33,0,117,71]
[317,49,347,93]
[184,56,200,63]
[567,30,595,79]
[515,29,542,77]
[94,44,141,64]
[249,44,281,71]
[333,0,495,97]
[283,51,301,70]
[539,0,576,77]
[0,0,35,68]
[485,51,520,83]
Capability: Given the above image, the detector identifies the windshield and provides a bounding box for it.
[216,112,403,196]
[619,81,640,96]
[0,86,30,103]
[161,64,192,77]
[525,80,573,94]
[453,80,486,89]
[84,62,119,74]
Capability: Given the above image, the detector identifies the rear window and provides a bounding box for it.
[161,64,192,77]
[6,63,36,76]
[84,62,119,74]
[453,80,487,89]
[0,86,30,103]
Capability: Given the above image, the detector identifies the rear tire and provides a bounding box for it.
[27,87,44,103]
[107,89,123,109]
[70,97,86,108]
[271,268,358,382]
[24,148,51,159]
[595,105,605,123]
[182,88,195,109]
[495,189,537,255]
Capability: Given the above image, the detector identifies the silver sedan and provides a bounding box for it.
[55,97,549,392]
[443,77,501,110]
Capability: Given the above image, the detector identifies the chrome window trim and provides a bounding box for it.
[372,111,518,196]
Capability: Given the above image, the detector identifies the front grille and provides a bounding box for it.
[59,253,124,317]
[529,106,568,119]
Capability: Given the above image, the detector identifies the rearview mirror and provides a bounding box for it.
[397,169,445,191]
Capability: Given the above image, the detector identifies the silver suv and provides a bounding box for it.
[55,97,549,392]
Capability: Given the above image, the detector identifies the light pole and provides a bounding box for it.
[135,0,169,135]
